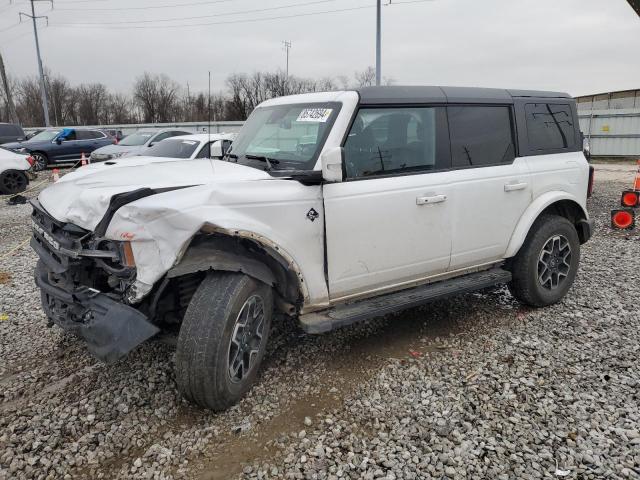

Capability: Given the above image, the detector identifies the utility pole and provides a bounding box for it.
[20,0,52,127]
[376,0,381,86]
[283,40,292,78]
[0,52,19,124]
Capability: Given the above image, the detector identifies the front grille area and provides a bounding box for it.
[31,199,87,268]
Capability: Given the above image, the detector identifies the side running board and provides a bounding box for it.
[299,268,512,334]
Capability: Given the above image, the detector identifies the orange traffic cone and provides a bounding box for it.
[634,159,640,191]
[81,152,87,166]
[52,168,60,182]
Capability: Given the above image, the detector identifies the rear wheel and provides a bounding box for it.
[31,152,48,172]
[508,215,580,307]
[0,169,28,194]
[175,272,272,411]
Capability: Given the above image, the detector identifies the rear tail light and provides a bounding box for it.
[26,155,35,167]
[587,165,595,198]
[621,190,639,208]
[611,209,635,230]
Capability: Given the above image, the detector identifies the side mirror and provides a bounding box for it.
[320,146,343,182]
[55,138,62,145]
[209,140,223,159]
[148,143,155,147]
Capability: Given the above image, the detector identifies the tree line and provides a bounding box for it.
[0,66,388,127]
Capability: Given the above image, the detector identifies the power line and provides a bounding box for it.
[54,0,339,25]
[0,22,21,33]
[54,0,237,12]
[1,28,32,45]
[48,3,388,29]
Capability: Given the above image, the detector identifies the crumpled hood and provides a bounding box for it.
[38,159,271,230]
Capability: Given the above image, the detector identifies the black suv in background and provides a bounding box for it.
[0,123,26,144]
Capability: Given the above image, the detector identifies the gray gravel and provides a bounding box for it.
[1,165,639,479]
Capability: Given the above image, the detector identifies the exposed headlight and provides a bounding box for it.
[112,151,128,158]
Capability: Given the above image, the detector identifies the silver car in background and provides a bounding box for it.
[90,128,192,162]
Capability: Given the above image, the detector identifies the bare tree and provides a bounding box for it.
[355,66,377,87]
[46,73,73,126]
[75,83,108,125]
[16,76,45,127]
[133,72,180,123]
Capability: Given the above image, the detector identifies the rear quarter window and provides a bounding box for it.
[525,103,576,151]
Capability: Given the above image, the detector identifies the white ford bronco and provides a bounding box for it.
[31,86,594,410]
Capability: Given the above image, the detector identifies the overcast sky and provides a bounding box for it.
[1,0,639,97]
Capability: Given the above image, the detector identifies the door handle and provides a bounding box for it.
[504,182,528,192]
[416,194,447,205]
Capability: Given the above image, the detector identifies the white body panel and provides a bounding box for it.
[448,158,531,269]
[323,173,452,300]
[505,151,589,257]
[0,148,31,173]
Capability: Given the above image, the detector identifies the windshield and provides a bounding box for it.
[145,138,200,158]
[119,131,155,146]
[28,130,60,142]
[228,102,341,171]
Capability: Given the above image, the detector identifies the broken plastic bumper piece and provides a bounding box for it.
[35,269,159,363]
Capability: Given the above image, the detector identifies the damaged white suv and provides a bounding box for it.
[32,86,594,410]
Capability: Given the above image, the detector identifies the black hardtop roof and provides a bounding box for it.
[356,86,572,105]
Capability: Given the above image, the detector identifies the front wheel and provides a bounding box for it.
[175,272,273,411]
[508,214,580,307]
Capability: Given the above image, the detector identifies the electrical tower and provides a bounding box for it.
[283,40,292,78]
[19,0,52,127]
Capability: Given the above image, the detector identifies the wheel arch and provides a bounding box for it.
[166,230,307,316]
[506,193,589,258]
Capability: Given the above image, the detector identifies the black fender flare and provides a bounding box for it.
[166,240,276,287]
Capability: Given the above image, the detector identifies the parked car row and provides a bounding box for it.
[90,128,192,162]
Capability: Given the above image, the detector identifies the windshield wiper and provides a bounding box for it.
[245,154,280,171]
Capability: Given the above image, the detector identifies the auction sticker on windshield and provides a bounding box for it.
[296,108,333,123]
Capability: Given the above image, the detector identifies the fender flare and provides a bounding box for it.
[166,243,276,286]
[505,192,588,258]
[167,231,309,304]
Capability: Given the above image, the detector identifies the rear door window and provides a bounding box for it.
[448,106,516,168]
[77,130,104,140]
[525,103,576,151]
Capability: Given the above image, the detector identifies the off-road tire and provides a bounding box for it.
[508,214,580,307]
[0,169,28,194]
[175,272,273,411]
[31,152,48,172]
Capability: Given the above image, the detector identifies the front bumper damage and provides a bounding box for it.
[31,199,159,363]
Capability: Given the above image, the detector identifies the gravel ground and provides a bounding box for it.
[0,165,638,479]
